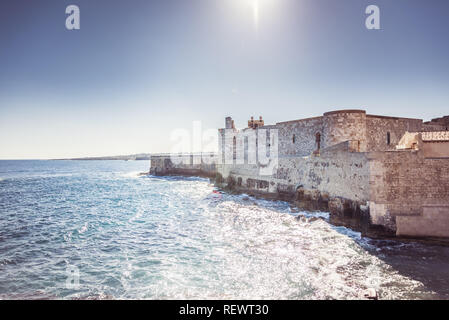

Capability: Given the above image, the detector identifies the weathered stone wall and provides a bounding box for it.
[365,115,422,151]
[422,122,448,132]
[219,142,370,204]
[149,154,217,178]
[423,142,449,158]
[421,131,449,141]
[423,116,449,131]
[220,110,429,159]
[368,150,449,236]
[276,117,323,157]
[322,110,367,151]
[279,149,370,203]
[395,206,449,238]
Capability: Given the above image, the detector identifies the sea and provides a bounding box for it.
[1,160,448,300]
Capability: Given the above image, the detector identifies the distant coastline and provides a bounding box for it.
[54,153,151,161]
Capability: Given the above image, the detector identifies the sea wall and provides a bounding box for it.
[368,150,449,237]
[219,141,368,201]
[149,154,217,178]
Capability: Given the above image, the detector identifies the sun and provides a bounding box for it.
[252,0,260,29]
[231,0,272,30]
[228,0,277,31]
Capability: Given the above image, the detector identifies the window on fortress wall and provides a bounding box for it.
[292,134,296,144]
[387,132,391,145]
[267,131,270,147]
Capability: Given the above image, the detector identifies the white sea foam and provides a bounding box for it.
[121,171,142,178]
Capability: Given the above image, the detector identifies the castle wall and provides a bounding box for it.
[322,110,367,151]
[368,151,449,236]
[422,123,447,132]
[365,115,422,151]
[276,117,323,157]
[422,142,449,158]
[423,116,449,132]
[219,142,370,204]
[221,110,427,159]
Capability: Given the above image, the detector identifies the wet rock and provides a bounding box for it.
[328,198,344,215]
[301,189,320,201]
[320,192,330,202]
[295,187,305,201]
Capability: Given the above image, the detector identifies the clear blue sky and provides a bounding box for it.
[1,0,448,159]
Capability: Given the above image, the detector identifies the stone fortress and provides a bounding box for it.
[150,109,449,239]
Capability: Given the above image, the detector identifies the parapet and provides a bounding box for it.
[323,109,366,116]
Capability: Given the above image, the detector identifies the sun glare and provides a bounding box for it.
[253,0,260,29]
[231,0,275,31]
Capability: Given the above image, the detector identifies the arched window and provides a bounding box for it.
[387,132,391,145]
[292,134,296,144]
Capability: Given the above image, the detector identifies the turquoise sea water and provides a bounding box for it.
[1,160,449,300]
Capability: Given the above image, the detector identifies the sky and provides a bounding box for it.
[0,0,448,159]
